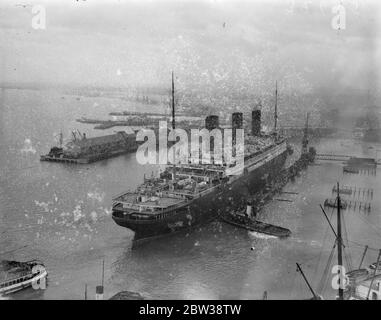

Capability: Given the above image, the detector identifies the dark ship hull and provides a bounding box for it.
[112,147,288,241]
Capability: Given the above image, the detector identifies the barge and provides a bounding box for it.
[40,131,138,164]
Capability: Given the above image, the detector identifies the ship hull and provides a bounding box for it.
[112,146,288,242]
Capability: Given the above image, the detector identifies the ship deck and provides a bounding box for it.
[113,192,186,212]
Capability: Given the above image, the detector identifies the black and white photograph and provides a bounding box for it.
[1,0,381,308]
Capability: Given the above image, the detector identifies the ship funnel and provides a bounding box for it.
[232,112,243,129]
[246,201,256,219]
[204,115,219,163]
[205,115,219,130]
[246,203,252,217]
[231,112,243,157]
[95,285,104,300]
[252,109,261,136]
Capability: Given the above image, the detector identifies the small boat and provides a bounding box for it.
[324,198,347,209]
[343,166,360,174]
[0,260,48,295]
[220,210,291,238]
[109,291,145,300]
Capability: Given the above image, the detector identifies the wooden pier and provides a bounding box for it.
[315,154,350,162]
[316,154,381,165]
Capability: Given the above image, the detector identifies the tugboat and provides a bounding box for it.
[220,202,291,238]
[0,260,47,295]
[109,291,145,300]
[324,198,347,210]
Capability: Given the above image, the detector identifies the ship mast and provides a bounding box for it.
[336,182,344,300]
[171,71,175,131]
[274,81,278,133]
[319,184,345,300]
[171,71,176,181]
[59,132,63,148]
[302,112,309,154]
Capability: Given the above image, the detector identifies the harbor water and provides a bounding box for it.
[1,88,381,300]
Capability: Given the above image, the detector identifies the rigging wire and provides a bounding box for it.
[0,245,29,256]
[317,242,336,295]
[341,209,353,271]
[347,240,379,252]
[312,206,335,286]
[343,247,353,272]
[353,212,381,239]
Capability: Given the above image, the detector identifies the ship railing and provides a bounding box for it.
[161,191,193,200]
[0,272,33,288]
[119,199,188,212]
[120,203,165,211]
[245,142,286,168]
[177,164,225,173]
[112,191,132,201]
[113,191,155,202]
[197,184,219,196]
[123,198,191,216]
[127,203,189,221]
[128,212,166,221]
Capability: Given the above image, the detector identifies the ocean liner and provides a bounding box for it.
[111,76,291,242]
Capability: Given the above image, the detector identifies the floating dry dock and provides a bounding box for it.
[40,131,138,164]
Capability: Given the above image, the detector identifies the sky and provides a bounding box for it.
[0,0,380,101]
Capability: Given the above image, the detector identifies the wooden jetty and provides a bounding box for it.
[315,154,350,162]
[316,154,381,166]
